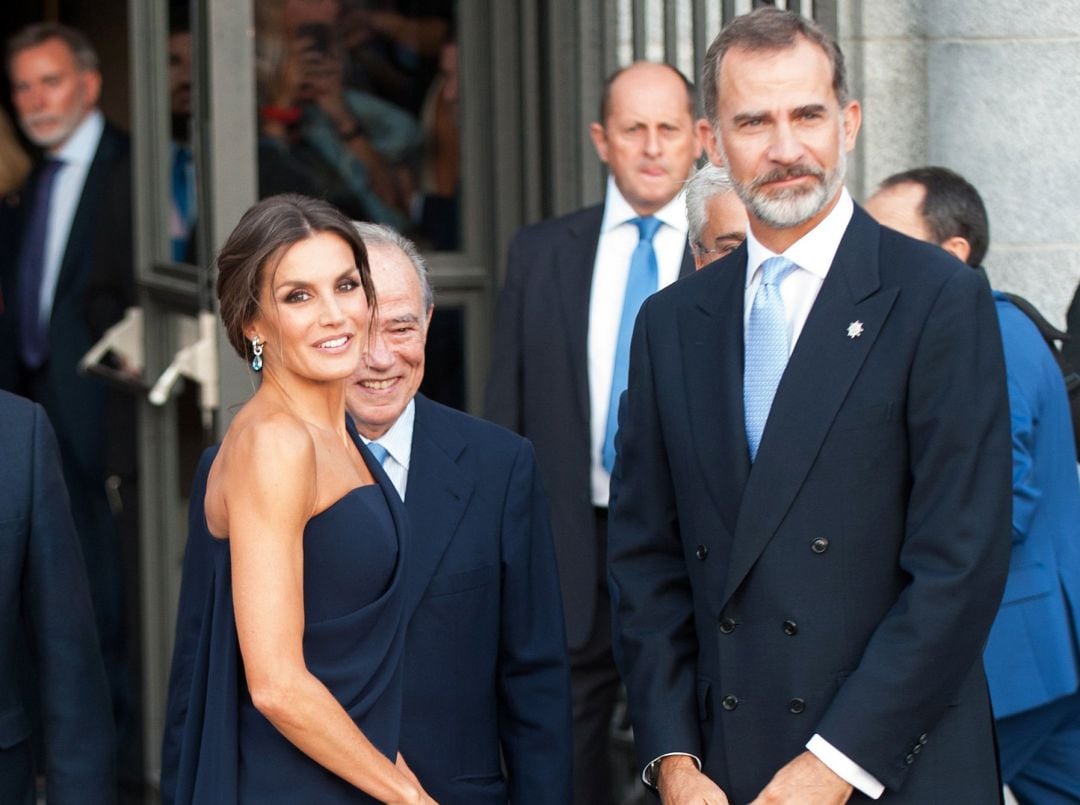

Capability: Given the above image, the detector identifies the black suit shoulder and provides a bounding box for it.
[511,204,604,246]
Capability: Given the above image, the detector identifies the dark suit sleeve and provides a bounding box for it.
[814,268,1011,790]
[607,296,703,768]
[24,404,116,803]
[484,231,527,430]
[497,438,573,804]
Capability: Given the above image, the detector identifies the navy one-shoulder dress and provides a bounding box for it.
[168,437,415,804]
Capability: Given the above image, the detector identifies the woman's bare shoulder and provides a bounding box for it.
[208,406,319,534]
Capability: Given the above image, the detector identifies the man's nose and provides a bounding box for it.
[364,329,393,369]
[766,120,804,164]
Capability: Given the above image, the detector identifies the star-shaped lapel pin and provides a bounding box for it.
[846,320,864,339]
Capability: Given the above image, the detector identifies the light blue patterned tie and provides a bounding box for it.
[744,256,797,463]
[367,441,389,467]
[603,216,662,472]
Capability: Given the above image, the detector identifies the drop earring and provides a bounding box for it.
[251,337,264,371]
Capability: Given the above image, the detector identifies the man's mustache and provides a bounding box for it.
[750,164,824,190]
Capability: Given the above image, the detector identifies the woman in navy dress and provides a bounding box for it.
[167,194,436,804]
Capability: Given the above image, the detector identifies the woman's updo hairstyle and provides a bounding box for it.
[215,193,375,362]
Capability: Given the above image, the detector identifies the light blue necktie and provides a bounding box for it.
[603,216,661,472]
[744,256,797,463]
[367,441,389,467]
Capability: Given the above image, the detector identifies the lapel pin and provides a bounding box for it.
[846,320,864,339]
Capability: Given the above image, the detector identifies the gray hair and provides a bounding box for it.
[352,222,434,312]
[685,163,736,246]
[7,22,100,73]
[701,7,849,128]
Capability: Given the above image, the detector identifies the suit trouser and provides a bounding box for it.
[569,507,621,805]
[997,688,1080,804]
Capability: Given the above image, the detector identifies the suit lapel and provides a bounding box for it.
[404,396,473,594]
[678,244,695,279]
[555,207,603,429]
[721,209,899,608]
[680,246,750,535]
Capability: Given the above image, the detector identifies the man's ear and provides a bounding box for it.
[940,236,972,265]
[589,122,610,164]
[697,119,724,167]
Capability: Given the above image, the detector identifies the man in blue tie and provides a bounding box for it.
[345,223,572,804]
[607,9,1011,804]
[485,61,701,804]
[0,23,135,771]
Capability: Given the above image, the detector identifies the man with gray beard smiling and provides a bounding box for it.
[607,7,1011,804]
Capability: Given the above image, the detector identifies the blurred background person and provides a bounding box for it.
[0,105,30,195]
[867,166,1080,804]
[0,21,136,785]
[485,61,700,805]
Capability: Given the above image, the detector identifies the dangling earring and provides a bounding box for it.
[251,337,264,371]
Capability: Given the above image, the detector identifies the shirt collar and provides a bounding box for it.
[54,108,104,165]
[360,397,415,470]
[599,174,690,236]
[744,187,854,286]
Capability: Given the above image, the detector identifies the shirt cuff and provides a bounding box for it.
[806,734,885,800]
[642,752,702,789]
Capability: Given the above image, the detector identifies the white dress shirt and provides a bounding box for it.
[743,187,884,800]
[359,398,415,501]
[38,109,104,327]
[588,175,689,506]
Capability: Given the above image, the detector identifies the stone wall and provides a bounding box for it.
[837,0,1080,326]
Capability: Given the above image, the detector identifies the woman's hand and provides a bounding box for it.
[392,753,439,805]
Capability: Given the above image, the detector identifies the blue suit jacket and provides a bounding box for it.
[0,390,114,804]
[398,394,572,804]
[608,207,1012,803]
[983,293,1080,718]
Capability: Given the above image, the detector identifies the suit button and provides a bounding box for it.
[919,734,928,745]
[782,620,798,636]
[721,695,739,711]
[912,744,921,754]
[810,537,829,554]
[905,753,915,765]
[719,618,736,634]
[788,698,806,714]
[696,544,708,560]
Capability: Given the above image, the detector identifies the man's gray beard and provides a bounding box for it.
[725,139,847,229]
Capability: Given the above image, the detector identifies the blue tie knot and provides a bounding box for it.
[759,255,796,287]
[634,216,662,244]
[367,441,389,466]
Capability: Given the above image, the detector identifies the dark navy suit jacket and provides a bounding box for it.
[983,292,1080,718]
[608,207,1012,803]
[485,204,693,651]
[0,390,114,804]
[398,394,571,804]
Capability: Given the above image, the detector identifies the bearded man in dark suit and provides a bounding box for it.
[0,23,135,758]
[608,9,1011,804]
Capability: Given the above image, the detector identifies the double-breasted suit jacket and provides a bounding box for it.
[484,204,693,650]
[398,394,572,804]
[608,206,1012,803]
[0,390,115,805]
